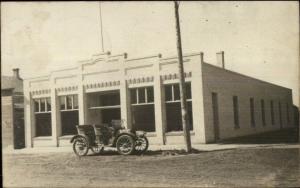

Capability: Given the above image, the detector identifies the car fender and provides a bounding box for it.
[70,135,88,144]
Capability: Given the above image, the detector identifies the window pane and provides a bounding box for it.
[61,111,79,135]
[35,113,52,136]
[270,101,275,125]
[46,98,51,112]
[138,88,145,103]
[73,95,78,109]
[174,84,180,101]
[40,98,46,112]
[132,104,155,132]
[166,103,182,131]
[66,95,72,109]
[165,85,172,101]
[286,103,290,123]
[250,98,255,127]
[261,100,266,126]
[187,101,193,130]
[279,102,283,127]
[130,89,137,104]
[34,100,39,112]
[186,82,192,99]
[147,87,154,103]
[60,96,66,110]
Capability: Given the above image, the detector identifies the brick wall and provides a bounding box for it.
[1,96,13,148]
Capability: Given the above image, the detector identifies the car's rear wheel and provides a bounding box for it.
[73,137,89,157]
[116,134,135,155]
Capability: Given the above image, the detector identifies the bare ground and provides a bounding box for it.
[3,147,300,187]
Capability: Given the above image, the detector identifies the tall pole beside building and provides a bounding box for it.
[99,1,105,52]
[174,1,192,153]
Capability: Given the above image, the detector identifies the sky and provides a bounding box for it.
[1,1,299,106]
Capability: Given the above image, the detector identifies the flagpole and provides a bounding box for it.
[99,1,104,53]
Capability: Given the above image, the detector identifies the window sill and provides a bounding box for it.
[34,136,52,140]
[165,131,195,136]
[59,135,75,140]
[145,132,156,137]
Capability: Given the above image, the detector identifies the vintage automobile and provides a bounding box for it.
[70,120,149,156]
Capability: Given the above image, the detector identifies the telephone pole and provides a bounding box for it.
[174,1,192,153]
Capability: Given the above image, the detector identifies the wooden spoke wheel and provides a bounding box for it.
[73,137,89,157]
[135,136,149,155]
[116,135,135,155]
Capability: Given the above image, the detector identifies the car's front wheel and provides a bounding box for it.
[116,134,135,155]
[135,136,149,155]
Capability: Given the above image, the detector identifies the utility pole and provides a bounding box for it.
[174,1,192,153]
[99,1,104,52]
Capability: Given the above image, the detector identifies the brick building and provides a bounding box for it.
[23,52,296,147]
[1,68,25,149]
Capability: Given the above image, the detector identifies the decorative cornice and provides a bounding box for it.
[127,76,154,84]
[31,89,51,96]
[161,72,192,81]
[57,86,78,93]
[85,80,121,89]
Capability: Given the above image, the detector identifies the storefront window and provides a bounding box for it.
[165,82,193,132]
[34,97,52,137]
[130,87,155,132]
[59,95,79,135]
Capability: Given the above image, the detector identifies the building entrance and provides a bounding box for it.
[87,90,121,125]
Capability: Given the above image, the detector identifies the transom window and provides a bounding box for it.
[165,83,191,102]
[34,98,51,113]
[60,95,78,111]
[88,90,120,109]
[130,87,154,105]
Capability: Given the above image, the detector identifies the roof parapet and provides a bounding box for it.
[160,52,203,61]
[125,53,162,62]
[110,53,128,59]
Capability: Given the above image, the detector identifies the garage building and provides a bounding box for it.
[23,52,295,147]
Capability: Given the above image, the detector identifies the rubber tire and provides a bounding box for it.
[135,136,149,155]
[116,134,135,155]
[73,137,89,157]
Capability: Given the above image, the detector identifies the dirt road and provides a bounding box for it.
[3,147,300,187]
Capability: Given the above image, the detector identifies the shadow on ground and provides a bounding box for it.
[88,148,203,157]
[81,128,300,157]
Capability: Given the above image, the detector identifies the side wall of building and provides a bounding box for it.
[202,63,294,142]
